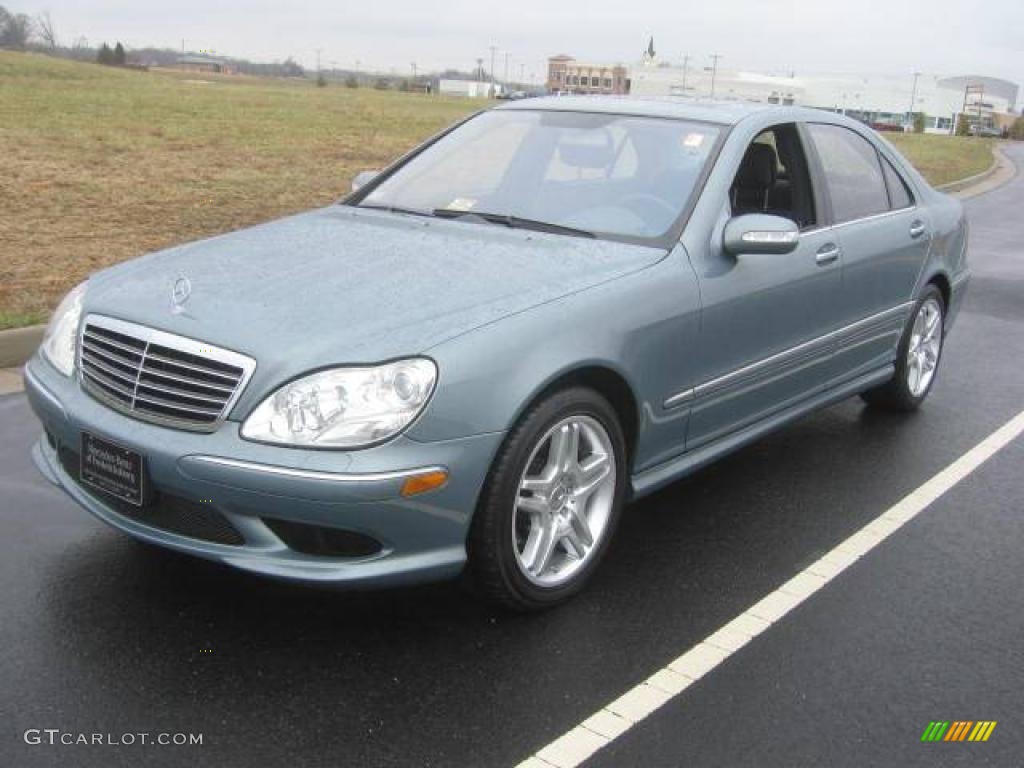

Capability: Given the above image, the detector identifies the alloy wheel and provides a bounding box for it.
[512,415,617,587]
[907,296,943,397]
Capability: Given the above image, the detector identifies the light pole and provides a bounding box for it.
[907,71,921,131]
[681,54,689,95]
[489,45,497,97]
[709,53,722,98]
[503,51,509,88]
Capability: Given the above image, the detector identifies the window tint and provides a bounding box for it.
[881,157,914,209]
[807,124,889,223]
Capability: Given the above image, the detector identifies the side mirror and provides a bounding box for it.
[351,170,380,193]
[723,214,800,256]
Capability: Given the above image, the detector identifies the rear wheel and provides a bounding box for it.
[861,285,945,411]
[468,387,626,611]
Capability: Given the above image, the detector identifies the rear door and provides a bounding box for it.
[805,123,928,381]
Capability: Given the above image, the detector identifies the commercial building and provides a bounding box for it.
[546,55,630,95]
[438,79,502,98]
[628,57,1018,134]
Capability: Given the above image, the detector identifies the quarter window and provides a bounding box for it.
[807,124,890,223]
[881,157,914,209]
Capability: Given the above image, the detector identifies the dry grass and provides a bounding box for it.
[0,51,482,326]
[0,52,1001,329]
[887,132,997,187]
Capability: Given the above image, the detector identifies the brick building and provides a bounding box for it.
[547,55,630,95]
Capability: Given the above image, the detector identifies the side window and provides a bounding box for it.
[807,124,889,223]
[881,157,914,210]
[730,124,817,229]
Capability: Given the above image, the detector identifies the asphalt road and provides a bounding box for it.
[2,145,1023,768]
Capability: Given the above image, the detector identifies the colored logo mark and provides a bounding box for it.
[921,721,997,742]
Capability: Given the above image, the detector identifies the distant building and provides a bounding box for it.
[629,59,1019,135]
[174,56,235,75]
[438,79,499,98]
[546,55,629,95]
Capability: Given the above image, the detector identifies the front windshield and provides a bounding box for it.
[356,109,721,241]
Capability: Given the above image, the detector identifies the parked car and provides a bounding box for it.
[969,124,1003,138]
[26,98,969,609]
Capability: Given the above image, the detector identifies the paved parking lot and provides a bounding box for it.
[2,145,1022,768]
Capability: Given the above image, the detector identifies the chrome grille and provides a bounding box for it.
[79,315,255,432]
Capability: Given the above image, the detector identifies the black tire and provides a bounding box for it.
[467,386,627,611]
[861,284,945,412]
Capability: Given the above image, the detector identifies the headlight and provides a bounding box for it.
[241,358,437,448]
[41,281,87,377]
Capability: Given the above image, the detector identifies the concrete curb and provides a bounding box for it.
[939,142,1016,199]
[0,324,44,368]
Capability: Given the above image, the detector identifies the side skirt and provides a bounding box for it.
[630,364,894,499]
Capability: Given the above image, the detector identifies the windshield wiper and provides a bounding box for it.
[355,203,433,218]
[432,209,595,239]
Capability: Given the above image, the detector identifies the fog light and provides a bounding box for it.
[400,470,449,497]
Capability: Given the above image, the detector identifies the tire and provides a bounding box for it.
[861,284,945,412]
[467,386,627,611]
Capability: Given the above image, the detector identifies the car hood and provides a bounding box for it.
[85,206,663,409]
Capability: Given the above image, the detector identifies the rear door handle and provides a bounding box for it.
[815,243,841,265]
[909,220,927,238]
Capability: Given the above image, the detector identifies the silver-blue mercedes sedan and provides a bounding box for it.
[25,97,969,609]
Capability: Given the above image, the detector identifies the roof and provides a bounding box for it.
[177,55,223,66]
[496,95,786,126]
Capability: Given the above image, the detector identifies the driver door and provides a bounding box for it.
[685,124,843,449]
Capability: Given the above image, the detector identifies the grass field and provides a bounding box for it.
[887,132,997,187]
[0,51,1002,330]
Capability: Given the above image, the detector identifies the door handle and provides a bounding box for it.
[909,220,927,238]
[815,243,841,265]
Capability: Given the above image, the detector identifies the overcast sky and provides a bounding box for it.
[13,0,1023,86]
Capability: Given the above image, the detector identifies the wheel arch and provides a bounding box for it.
[510,362,641,471]
[926,271,951,311]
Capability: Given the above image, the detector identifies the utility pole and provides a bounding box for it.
[503,51,509,88]
[489,45,497,97]
[519,63,525,86]
[411,61,417,80]
[709,54,722,98]
[476,57,484,82]
[315,48,322,75]
[907,71,921,130]
[681,54,690,95]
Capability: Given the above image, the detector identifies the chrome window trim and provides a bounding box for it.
[800,205,920,236]
[77,314,256,433]
[662,301,914,410]
[186,455,447,484]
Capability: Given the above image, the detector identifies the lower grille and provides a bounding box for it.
[58,445,244,546]
[263,517,382,558]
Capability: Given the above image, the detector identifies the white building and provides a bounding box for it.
[629,61,1019,134]
[439,79,501,98]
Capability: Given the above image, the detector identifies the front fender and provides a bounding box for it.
[406,245,702,473]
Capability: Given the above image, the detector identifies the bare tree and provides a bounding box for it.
[0,8,33,49]
[36,11,56,48]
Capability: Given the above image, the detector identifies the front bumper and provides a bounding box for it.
[24,355,504,587]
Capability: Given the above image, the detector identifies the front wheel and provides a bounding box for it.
[468,387,627,611]
[861,285,945,411]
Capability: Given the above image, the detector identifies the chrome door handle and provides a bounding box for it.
[815,243,840,265]
[909,221,927,238]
